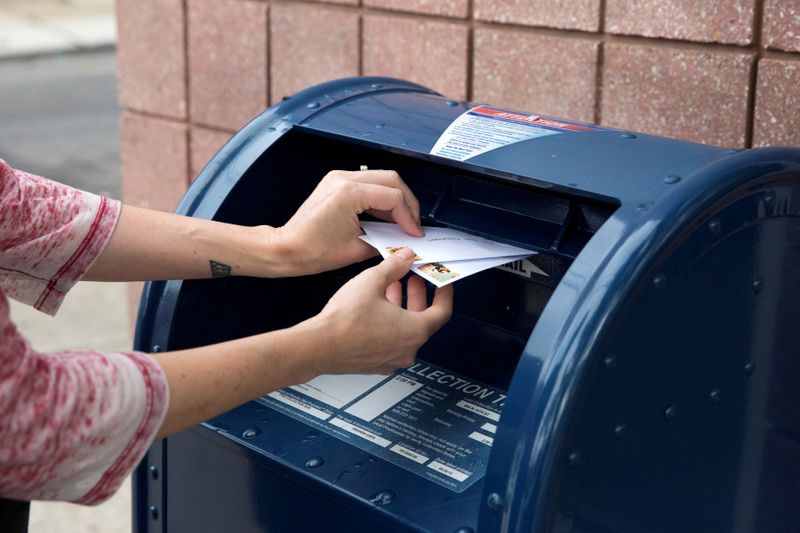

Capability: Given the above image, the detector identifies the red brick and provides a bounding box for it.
[188,0,268,131]
[601,44,752,147]
[754,59,800,147]
[473,29,599,122]
[191,127,235,179]
[762,1,800,53]
[306,0,359,4]
[364,0,468,18]
[474,0,601,32]
[116,0,186,119]
[121,112,189,212]
[605,0,755,45]
[270,4,359,103]
[363,15,468,99]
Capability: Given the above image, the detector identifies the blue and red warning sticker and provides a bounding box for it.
[430,105,597,162]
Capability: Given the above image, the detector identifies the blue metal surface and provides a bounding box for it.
[134,76,800,533]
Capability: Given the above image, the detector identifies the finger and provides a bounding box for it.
[366,247,414,289]
[418,284,454,335]
[386,280,403,306]
[355,183,423,237]
[406,275,427,312]
[349,170,422,225]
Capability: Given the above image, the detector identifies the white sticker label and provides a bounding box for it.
[390,443,430,464]
[456,400,501,422]
[329,418,392,447]
[427,461,470,482]
[468,431,494,446]
[431,106,593,162]
[267,391,331,420]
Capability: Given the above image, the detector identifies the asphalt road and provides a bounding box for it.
[0,50,121,198]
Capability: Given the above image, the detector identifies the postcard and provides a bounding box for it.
[411,254,531,287]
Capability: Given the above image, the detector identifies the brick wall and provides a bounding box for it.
[117,0,800,213]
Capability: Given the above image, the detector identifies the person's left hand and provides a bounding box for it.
[270,169,423,276]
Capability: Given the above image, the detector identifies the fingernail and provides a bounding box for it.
[394,247,414,260]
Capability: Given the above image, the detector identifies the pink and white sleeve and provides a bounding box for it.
[0,159,120,315]
[0,160,169,504]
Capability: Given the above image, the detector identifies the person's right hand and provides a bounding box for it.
[297,248,453,377]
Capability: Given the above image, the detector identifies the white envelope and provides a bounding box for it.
[359,225,541,287]
[360,221,535,265]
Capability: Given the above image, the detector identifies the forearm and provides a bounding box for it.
[85,205,292,281]
[152,319,328,438]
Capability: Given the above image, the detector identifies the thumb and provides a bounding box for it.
[369,248,415,288]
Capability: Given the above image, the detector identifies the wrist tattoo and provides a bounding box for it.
[209,260,232,278]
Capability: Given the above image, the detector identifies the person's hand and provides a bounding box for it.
[272,169,423,277]
[297,248,453,376]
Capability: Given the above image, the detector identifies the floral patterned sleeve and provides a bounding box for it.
[0,160,169,505]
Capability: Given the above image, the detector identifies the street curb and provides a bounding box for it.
[0,43,116,62]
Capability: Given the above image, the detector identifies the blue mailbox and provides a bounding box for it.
[133,77,800,533]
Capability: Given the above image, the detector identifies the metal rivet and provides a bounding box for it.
[752,277,763,294]
[664,405,677,422]
[708,218,721,234]
[374,123,385,129]
[614,424,627,440]
[148,506,159,520]
[568,450,581,467]
[653,273,667,290]
[370,83,383,89]
[764,191,775,208]
[151,345,161,353]
[148,465,159,480]
[242,428,260,439]
[636,203,647,211]
[664,174,682,184]
[266,126,276,132]
[454,527,475,533]
[370,490,395,505]
[306,102,320,109]
[709,389,721,403]
[486,492,504,512]
[445,100,459,107]
[744,360,756,377]
[621,132,637,139]
[305,456,324,468]
[603,355,618,370]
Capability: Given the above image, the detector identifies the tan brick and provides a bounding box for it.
[762,1,800,53]
[363,15,468,99]
[191,127,235,179]
[473,29,599,122]
[754,59,800,147]
[116,0,186,119]
[270,4,359,103]
[306,0,359,4]
[605,0,755,45]
[601,44,752,147]
[364,0,468,18]
[121,112,189,212]
[188,0,268,131]
[474,0,601,32]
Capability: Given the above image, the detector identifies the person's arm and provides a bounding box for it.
[85,169,424,281]
[153,248,452,438]
[0,249,451,504]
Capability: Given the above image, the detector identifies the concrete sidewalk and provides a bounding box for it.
[0,0,116,59]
